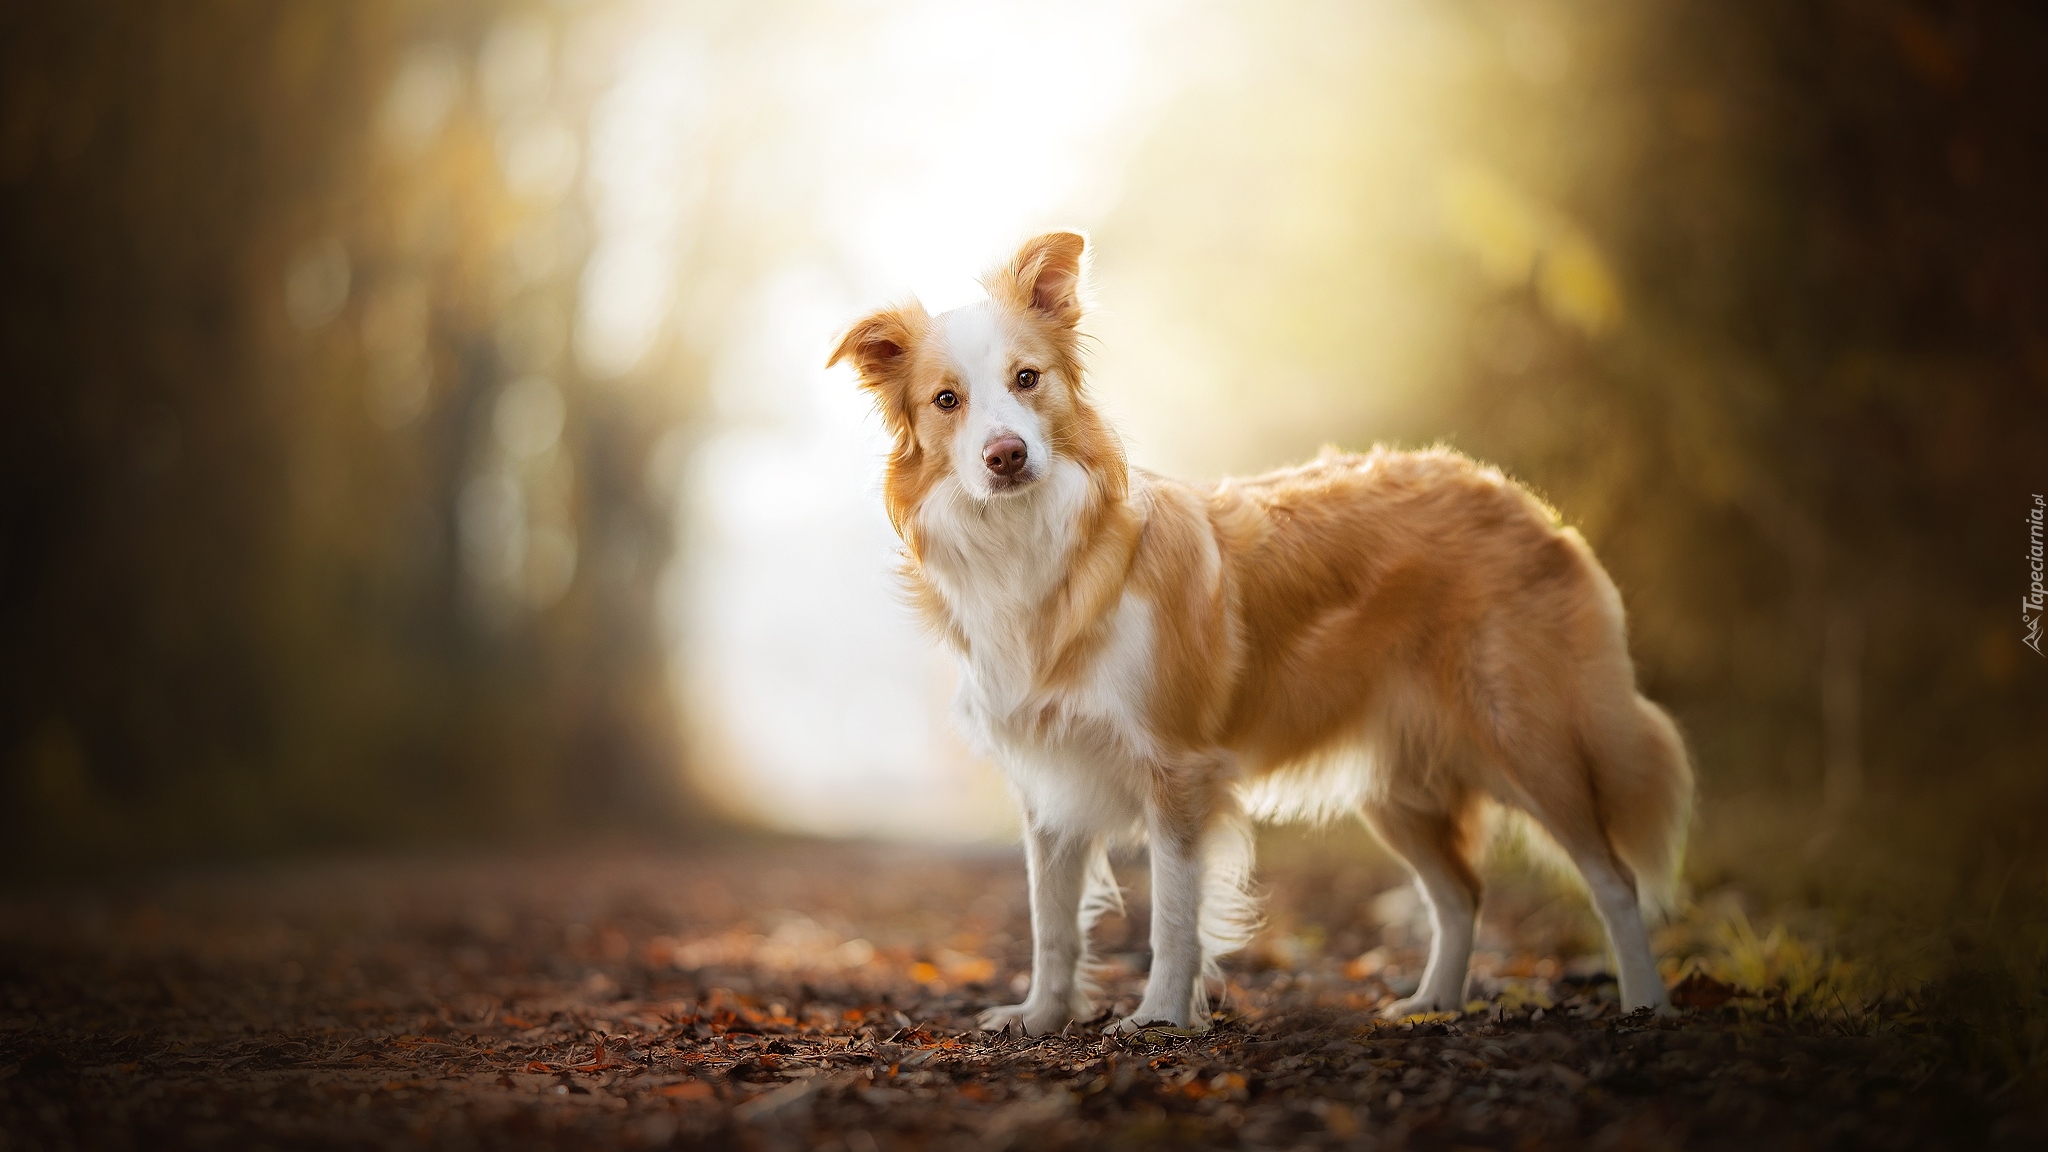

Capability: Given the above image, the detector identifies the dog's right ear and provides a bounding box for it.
[827,304,928,391]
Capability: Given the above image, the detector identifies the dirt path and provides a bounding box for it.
[0,840,2034,1150]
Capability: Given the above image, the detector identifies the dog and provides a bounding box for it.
[829,232,1693,1033]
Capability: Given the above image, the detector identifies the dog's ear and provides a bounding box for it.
[989,231,1088,327]
[830,303,930,444]
[828,303,928,389]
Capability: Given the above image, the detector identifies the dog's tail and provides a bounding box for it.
[1588,695,1694,918]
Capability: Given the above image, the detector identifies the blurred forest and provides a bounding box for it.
[0,2,701,866]
[2,0,2044,950]
[1082,0,2048,933]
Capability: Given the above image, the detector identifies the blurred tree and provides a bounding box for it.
[0,2,696,871]
[1452,0,2048,891]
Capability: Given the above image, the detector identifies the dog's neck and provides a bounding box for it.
[909,456,1141,674]
[915,459,1100,617]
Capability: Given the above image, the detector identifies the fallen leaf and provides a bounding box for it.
[1670,973,1743,1010]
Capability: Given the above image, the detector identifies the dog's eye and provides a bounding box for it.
[1015,368,1039,390]
[934,389,959,410]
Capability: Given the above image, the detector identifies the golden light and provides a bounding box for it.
[491,0,1634,840]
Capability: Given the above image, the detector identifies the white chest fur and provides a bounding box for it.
[916,463,1158,835]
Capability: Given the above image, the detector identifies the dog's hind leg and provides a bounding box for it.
[1516,773,1673,1014]
[978,819,1098,1036]
[1363,794,1484,1017]
[1569,843,1668,1014]
[1493,701,1675,1012]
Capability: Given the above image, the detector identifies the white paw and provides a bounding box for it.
[977,999,1087,1037]
[1379,993,1456,1020]
[1112,1009,1207,1035]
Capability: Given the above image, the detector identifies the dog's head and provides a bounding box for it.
[830,231,1122,536]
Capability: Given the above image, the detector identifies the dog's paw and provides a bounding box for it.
[1379,994,1456,1020]
[977,1001,1083,1037]
[1112,1012,1208,1036]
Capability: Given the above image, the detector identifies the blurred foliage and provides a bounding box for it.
[0,2,696,870]
[1096,0,2047,929]
[1450,0,2048,916]
[1662,897,1871,1016]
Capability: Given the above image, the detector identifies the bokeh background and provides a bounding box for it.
[3,0,2043,959]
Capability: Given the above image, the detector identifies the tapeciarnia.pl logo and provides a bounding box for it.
[2026,494,2045,657]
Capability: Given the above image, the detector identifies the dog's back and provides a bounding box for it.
[1136,446,1691,914]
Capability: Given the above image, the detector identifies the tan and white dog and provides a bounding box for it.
[830,232,1693,1034]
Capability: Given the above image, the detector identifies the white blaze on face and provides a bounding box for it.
[939,302,1046,497]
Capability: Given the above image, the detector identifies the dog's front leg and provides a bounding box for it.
[1118,818,1207,1032]
[977,819,1095,1036]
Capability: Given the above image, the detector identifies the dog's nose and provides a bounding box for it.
[984,436,1028,477]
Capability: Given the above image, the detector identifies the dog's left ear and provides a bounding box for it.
[989,231,1088,327]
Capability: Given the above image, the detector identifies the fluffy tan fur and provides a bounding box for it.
[831,232,1693,1031]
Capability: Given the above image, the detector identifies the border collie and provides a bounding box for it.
[830,232,1693,1033]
